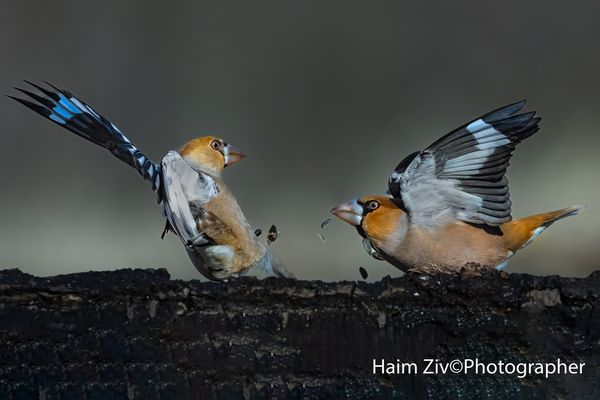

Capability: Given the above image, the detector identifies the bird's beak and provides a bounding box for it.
[223,144,246,167]
[330,198,363,226]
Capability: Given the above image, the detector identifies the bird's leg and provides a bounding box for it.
[185,232,212,249]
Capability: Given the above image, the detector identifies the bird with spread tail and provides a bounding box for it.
[330,101,582,273]
[9,81,293,281]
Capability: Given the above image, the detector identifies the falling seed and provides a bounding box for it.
[316,233,326,243]
[320,218,332,229]
[254,229,262,237]
[267,224,279,245]
[359,267,368,280]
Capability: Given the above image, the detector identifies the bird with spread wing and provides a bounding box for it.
[330,101,581,273]
[9,81,293,281]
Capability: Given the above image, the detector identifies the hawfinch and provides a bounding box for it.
[331,101,581,273]
[9,81,293,281]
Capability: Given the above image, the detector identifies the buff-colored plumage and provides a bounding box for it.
[180,136,226,176]
[352,196,580,273]
[161,136,293,280]
[10,82,292,281]
[175,135,259,276]
[331,101,582,274]
[195,172,267,275]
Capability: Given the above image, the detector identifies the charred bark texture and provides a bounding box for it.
[0,268,598,399]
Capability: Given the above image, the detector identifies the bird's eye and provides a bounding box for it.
[210,140,220,150]
[367,200,380,211]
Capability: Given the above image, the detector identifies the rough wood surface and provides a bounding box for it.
[0,268,598,399]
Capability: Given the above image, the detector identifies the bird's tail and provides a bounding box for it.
[8,81,161,195]
[255,249,295,279]
[271,256,295,279]
[501,206,583,252]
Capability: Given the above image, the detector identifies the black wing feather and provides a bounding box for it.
[9,81,161,195]
[388,100,540,226]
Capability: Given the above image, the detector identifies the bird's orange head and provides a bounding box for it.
[180,136,246,176]
[330,195,408,245]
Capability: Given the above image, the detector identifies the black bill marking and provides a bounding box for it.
[320,218,332,229]
[359,267,368,280]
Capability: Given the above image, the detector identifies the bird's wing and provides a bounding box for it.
[388,101,540,228]
[160,151,220,247]
[8,81,161,194]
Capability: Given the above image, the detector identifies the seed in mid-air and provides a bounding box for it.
[316,233,326,243]
[359,267,368,280]
[267,225,279,245]
[320,218,332,229]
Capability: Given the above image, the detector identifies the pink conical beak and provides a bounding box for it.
[223,144,246,167]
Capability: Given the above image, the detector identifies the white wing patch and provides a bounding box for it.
[444,148,496,172]
[389,101,539,228]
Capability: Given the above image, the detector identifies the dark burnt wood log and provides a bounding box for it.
[0,268,598,399]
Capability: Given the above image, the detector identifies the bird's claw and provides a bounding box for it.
[209,265,241,281]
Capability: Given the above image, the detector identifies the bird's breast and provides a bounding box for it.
[201,182,264,268]
[377,222,509,272]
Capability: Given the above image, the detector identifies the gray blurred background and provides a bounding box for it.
[1,1,599,281]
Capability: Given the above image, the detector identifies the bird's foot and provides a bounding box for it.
[209,265,243,281]
[406,264,453,274]
[406,266,429,275]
